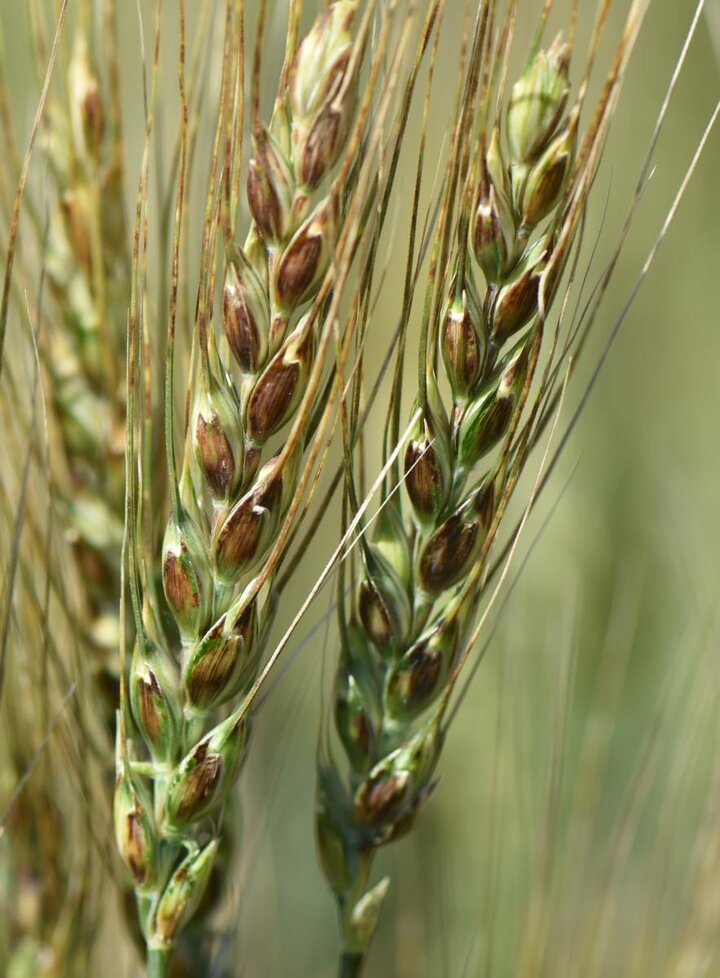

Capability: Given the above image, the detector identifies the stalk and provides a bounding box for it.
[339,952,365,978]
[147,948,170,978]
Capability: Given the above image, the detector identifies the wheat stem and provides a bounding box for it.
[339,951,364,978]
[147,947,170,978]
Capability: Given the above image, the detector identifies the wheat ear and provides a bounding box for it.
[316,4,650,972]
[0,5,135,973]
[114,3,376,973]
[40,16,130,698]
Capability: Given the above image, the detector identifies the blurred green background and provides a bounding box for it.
[1,1,719,975]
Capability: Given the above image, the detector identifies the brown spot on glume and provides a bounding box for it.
[83,86,103,149]
[488,397,515,445]
[351,712,372,757]
[247,358,300,444]
[176,750,222,823]
[405,439,443,518]
[325,50,351,104]
[224,280,260,373]
[402,644,442,710]
[188,606,255,708]
[385,793,425,844]
[216,475,282,574]
[492,270,540,344]
[247,143,282,242]
[358,579,395,648]
[163,543,199,620]
[442,308,481,393]
[60,190,91,271]
[301,107,342,189]
[195,411,235,498]
[276,231,322,308]
[462,394,516,469]
[419,515,479,595]
[524,155,568,226]
[471,480,496,529]
[356,770,408,826]
[242,446,262,486]
[188,629,243,710]
[269,313,289,355]
[474,188,503,255]
[124,811,149,884]
[216,492,262,570]
[138,670,162,745]
[156,902,183,942]
[234,601,257,641]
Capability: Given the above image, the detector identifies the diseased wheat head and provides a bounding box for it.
[316,4,655,974]
[113,3,397,973]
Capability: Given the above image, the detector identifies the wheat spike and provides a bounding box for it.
[316,5,654,973]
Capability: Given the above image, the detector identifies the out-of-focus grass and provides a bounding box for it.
[0,2,718,976]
